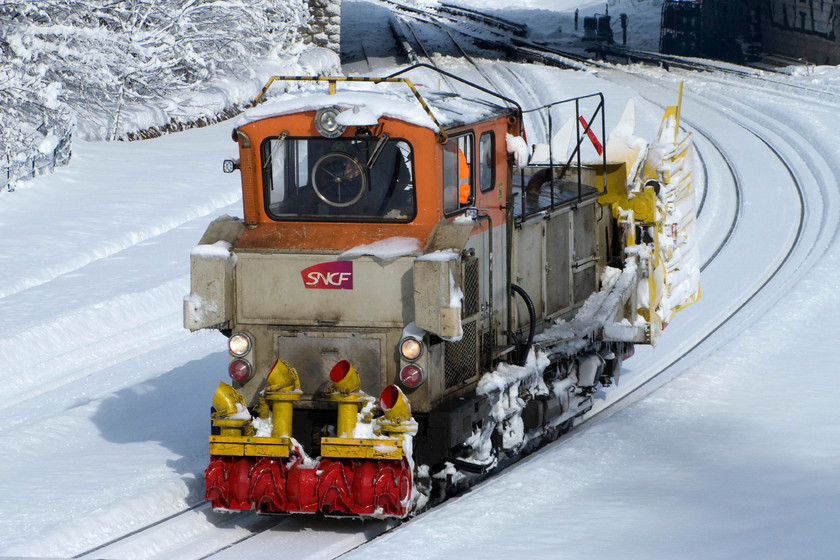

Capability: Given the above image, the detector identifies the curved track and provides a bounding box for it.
[350,10,836,552]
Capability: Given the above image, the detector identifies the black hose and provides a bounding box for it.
[510,283,536,366]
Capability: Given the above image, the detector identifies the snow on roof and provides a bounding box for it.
[236,84,513,132]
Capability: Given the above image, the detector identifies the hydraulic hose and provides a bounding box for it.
[510,283,536,366]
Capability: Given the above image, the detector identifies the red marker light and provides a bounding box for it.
[399,364,425,388]
[229,359,252,382]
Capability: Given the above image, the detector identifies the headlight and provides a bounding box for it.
[399,337,423,361]
[314,106,346,138]
[229,333,251,357]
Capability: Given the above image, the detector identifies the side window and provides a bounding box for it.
[443,133,473,215]
[479,132,494,193]
[265,138,287,206]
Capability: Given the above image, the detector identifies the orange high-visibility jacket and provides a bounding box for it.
[458,148,469,204]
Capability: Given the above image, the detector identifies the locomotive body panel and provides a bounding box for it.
[235,253,415,327]
[190,73,700,519]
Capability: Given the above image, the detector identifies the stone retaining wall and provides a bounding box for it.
[304,0,342,53]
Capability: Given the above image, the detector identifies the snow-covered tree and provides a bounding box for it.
[1,0,312,188]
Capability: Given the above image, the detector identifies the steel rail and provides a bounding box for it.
[73,502,208,558]
[437,2,527,36]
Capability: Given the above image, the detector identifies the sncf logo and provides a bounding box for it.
[301,261,353,290]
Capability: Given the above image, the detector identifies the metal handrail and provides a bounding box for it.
[386,63,523,128]
[249,74,450,142]
[518,92,607,221]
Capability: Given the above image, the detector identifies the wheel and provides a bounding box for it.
[311,152,367,208]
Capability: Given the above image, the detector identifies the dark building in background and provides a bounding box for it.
[660,0,840,65]
[660,1,704,57]
[763,0,840,64]
[702,0,762,61]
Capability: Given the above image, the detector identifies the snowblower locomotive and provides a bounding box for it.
[184,68,699,518]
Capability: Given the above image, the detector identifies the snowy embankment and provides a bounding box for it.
[0,127,238,397]
[0,124,240,556]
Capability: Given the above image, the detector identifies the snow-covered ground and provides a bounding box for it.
[2,1,840,558]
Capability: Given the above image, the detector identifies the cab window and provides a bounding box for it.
[479,132,495,193]
[443,133,473,215]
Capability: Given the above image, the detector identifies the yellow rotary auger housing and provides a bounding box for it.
[205,359,417,516]
[594,90,700,344]
[320,359,416,461]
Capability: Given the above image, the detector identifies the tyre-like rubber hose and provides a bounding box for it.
[510,283,536,366]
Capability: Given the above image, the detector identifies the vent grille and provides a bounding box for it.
[462,257,479,318]
[444,319,478,388]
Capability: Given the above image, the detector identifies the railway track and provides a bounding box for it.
[692,77,839,277]
[387,0,840,103]
[593,43,840,98]
[74,503,269,559]
[74,500,398,560]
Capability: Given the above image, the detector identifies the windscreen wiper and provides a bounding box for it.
[366,133,391,169]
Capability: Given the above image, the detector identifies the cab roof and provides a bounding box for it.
[235,87,515,135]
